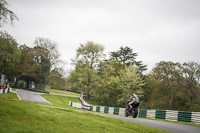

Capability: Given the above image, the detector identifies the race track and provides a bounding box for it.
[16,89,200,133]
[95,113,200,133]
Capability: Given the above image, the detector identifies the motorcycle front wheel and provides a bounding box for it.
[125,109,129,117]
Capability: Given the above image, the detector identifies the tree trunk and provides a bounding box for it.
[26,81,30,89]
[0,67,5,78]
[169,87,173,109]
[14,78,19,87]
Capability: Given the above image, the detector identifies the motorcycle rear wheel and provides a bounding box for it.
[132,108,138,118]
[125,109,129,117]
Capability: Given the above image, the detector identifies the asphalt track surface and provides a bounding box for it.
[16,90,200,133]
[17,89,51,104]
[94,113,200,133]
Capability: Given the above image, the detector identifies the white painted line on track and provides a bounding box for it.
[16,89,22,100]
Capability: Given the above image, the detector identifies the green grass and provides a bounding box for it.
[50,89,80,96]
[0,93,169,133]
[11,88,18,91]
[41,94,81,108]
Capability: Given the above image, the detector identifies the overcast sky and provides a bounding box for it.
[2,0,200,72]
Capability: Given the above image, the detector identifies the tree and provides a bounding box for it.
[152,61,180,109]
[0,0,18,27]
[145,61,200,111]
[70,65,99,99]
[16,44,40,87]
[34,37,62,71]
[95,60,145,107]
[95,60,121,106]
[181,62,200,111]
[30,46,51,85]
[117,65,145,106]
[72,41,105,69]
[48,69,67,90]
[70,41,105,99]
[109,46,147,72]
[0,31,21,77]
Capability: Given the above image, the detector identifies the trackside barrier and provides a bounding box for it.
[69,101,200,124]
[147,109,156,118]
[79,91,90,106]
[156,110,166,119]
[0,87,12,94]
[139,109,147,117]
[100,106,104,113]
[69,101,82,109]
[191,112,200,123]
[166,110,178,121]
[104,106,109,113]
[119,108,126,115]
[178,111,192,122]
[108,107,114,114]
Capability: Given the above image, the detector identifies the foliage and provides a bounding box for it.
[70,65,99,99]
[144,61,200,111]
[93,61,145,107]
[72,41,105,68]
[17,44,40,85]
[34,37,62,71]
[95,60,121,106]
[30,46,51,84]
[117,65,145,106]
[0,0,18,27]
[109,46,147,72]
[48,69,67,89]
[70,42,105,99]
[0,31,21,77]
[70,43,146,106]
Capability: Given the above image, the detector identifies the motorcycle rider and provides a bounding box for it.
[127,93,139,112]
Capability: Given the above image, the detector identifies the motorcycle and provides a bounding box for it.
[125,103,139,118]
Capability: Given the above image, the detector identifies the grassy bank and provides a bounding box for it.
[50,89,80,96]
[44,91,200,127]
[0,93,169,133]
[41,94,81,108]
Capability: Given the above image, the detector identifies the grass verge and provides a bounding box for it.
[50,89,80,96]
[41,94,81,108]
[44,92,200,128]
[0,93,169,133]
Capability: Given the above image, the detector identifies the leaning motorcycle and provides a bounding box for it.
[125,103,139,118]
